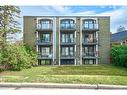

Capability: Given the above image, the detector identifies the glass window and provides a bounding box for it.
[41,47,50,56]
[70,34,74,43]
[61,19,74,29]
[41,34,50,43]
[83,19,94,29]
[66,47,69,56]
[61,33,74,43]
[61,47,74,56]
[84,59,95,64]
[70,47,74,56]
[62,34,65,43]
[66,34,69,43]
[84,46,95,57]
[39,20,51,29]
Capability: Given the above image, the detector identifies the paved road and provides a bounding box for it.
[0,87,127,95]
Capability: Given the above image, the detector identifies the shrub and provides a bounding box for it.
[111,45,127,67]
[0,43,37,71]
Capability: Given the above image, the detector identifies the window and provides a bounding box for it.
[83,46,95,57]
[61,19,75,29]
[41,60,51,65]
[70,47,74,56]
[39,19,52,29]
[61,33,74,43]
[83,19,95,29]
[61,19,74,24]
[70,34,74,43]
[41,33,50,43]
[61,47,74,57]
[62,34,65,43]
[41,47,50,56]
[84,59,95,64]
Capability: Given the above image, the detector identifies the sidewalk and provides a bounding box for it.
[0,83,127,89]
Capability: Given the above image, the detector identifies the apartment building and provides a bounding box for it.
[23,16,110,65]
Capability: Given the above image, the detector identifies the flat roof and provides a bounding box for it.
[23,16,110,18]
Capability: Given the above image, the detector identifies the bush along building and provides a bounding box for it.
[23,16,110,65]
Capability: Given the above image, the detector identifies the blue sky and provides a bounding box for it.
[13,6,127,41]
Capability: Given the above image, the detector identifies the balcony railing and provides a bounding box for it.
[82,23,99,30]
[82,52,97,58]
[83,38,97,43]
[36,40,52,45]
[60,39,75,45]
[61,54,75,59]
[82,38,98,45]
[36,23,53,31]
[38,53,53,59]
[60,23,76,30]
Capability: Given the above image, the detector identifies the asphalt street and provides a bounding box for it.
[0,87,127,95]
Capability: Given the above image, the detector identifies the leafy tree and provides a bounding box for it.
[0,6,21,42]
[0,6,37,71]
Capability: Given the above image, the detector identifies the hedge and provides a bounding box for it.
[111,45,127,67]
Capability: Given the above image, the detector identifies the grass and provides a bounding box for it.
[1,64,127,85]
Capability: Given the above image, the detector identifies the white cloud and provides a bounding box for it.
[45,6,127,33]
[74,11,96,15]
[73,6,127,33]
[95,7,127,33]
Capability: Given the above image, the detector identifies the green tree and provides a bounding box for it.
[0,6,21,70]
[0,6,21,42]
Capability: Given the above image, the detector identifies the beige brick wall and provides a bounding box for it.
[23,16,36,48]
[98,17,110,64]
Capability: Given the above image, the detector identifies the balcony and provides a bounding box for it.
[60,54,75,59]
[82,52,98,59]
[60,23,76,31]
[82,38,98,45]
[36,23,53,32]
[82,23,99,32]
[60,39,76,45]
[37,54,53,59]
[36,40,52,46]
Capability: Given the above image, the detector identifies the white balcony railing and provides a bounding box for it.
[82,23,99,30]
[37,23,53,30]
[60,23,76,29]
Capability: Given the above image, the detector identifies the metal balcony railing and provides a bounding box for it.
[61,54,75,57]
[61,38,75,44]
[82,52,97,57]
[36,39,52,45]
[36,39,51,43]
[36,23,53,30]
[83,38,98,44]
[60,23,76,30]
[82,23,99,30]
[38,53,53,59]
[60,54,75,59]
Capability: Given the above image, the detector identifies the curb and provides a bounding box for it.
[0,83,127,89]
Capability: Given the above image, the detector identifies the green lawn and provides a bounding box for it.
[1,64,127,85]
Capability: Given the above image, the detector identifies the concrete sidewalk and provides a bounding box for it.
[0,83,127,89]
